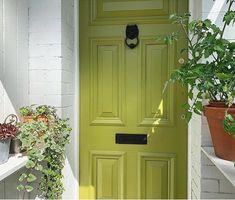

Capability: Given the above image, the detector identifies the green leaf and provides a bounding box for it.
[203,19,212,27]
[35,164,43,171]
[193,108,201,115]
[169,13,177,20]
[155,35,162,41]
[214,45,224,52]
[19,173,27,182]
[223,113,235,136]
[188,91,193,100]
[180,48,188,54]
[27,173,37,183]
[226,113,234,122]
[204,48,212,58]
[223,11,235,25]
[195,101,203,112]
[216,73,232,80]
[182,103,190,110]
[37,154,44,161]
[25,185,34,193]
[26,160,35,169]
[185,112,192,123]
[163,32,179,45]
[229,42,235,50]
[17,185,25,191]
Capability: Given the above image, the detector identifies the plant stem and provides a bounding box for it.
[181,23,194,50]
[220,0,234,39]
[212,53,217,61]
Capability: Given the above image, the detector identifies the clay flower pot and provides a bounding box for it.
[204,103,235,161]
[20,115,48,123]
[20,115,48,138]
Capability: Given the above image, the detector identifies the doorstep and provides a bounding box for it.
[0,154,28,181]
[201,147,235,187]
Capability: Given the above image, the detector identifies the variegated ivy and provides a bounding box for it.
[17,105,71,199]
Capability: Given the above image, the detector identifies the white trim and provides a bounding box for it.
[74,0,79,198]
[188,1,202,199]
[0,154,28,182]
[187,120,192,199]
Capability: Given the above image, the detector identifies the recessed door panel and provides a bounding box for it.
[90,0,178,24]
[90,151,125,199]
[90,39,125,126]
[138,39,175,127]
[138,153,175,199]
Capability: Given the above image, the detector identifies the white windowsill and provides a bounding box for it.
[201,147,235,187]
[0,154,28,181]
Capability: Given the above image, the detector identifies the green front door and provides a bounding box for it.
[80,0,188,199]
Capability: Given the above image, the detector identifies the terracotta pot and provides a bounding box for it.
[20,115,48,138]
[204,103,235,160]
[20,115,48,123]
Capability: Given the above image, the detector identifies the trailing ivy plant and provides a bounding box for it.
[159,0,235,135]
[17,105,71,199]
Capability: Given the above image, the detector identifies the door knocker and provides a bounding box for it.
[125,24,139,49]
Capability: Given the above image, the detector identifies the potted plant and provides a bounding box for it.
[162,0,235,160]
[16,105,71,199]
[19,105,48,122]
[0,114,18,164]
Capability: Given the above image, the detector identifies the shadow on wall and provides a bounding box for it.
[0,81,18,121]
[207,0,227,24]
[0,0,29,121]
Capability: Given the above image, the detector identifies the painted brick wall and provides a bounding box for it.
[201,0,235,198]
[201,152,235,199]
[29,0,63,107]
[0,0,29,198]
[189,1,202,199]
[190,0,235,199]
[190,114,202,199]
[61,0,78,198]
[28,0,78,198]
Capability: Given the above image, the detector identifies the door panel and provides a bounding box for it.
[90,39,125,126]
[139,153,175,199]
[90,151,125,199]
[80,0,188,199]
[138,39,175,127]
[90,0,178,24]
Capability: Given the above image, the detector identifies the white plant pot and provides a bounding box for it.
[0,139,11,164]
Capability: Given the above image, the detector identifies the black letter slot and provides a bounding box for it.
[115,133,147,145]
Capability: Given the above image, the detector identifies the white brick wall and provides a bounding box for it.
[201,152,235,199]
[0,0,29,198]
[201,0,235,198]
[28,0,78,199]
[188,1,203,198]
[61,0,78,198]
[190,114,202,199]
[190,0,235,199]
[29,0,62,107]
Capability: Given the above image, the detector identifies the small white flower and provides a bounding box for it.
[178,58,185,64]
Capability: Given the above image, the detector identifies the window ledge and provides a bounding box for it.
[0,154,28,181]
[201,147,235,187]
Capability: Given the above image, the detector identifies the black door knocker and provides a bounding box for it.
[125,24,139,49]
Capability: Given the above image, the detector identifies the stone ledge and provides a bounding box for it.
[201,147,235,187]
[0,154,28,182]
